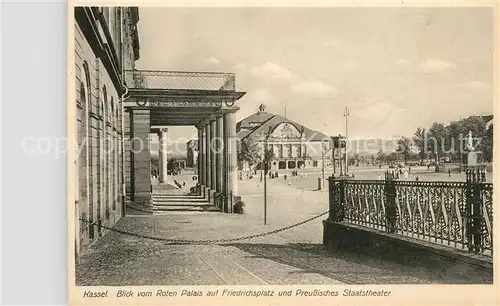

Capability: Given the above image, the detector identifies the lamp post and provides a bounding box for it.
[262,127,272,225]
[331,137,336,177]
[321,141,329,187]
[263,139,268,225]
[344,106,350,175]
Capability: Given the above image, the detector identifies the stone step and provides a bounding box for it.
[152,196,207,201]
[153,205,221,212]
[152,199,211,205]
[152,202,212,207]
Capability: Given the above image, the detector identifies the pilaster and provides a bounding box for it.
[131,109,151,207]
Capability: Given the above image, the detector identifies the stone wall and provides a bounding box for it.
[74,7,136,256]
[323,220,493,283]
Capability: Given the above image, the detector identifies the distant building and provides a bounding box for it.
[237,104,331,172]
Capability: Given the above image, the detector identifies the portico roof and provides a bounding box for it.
[123,70,246,126]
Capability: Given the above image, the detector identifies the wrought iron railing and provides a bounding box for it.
[328,169,493,256]
[124,70,235,91]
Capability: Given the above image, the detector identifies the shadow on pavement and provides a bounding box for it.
[225,242,475,284]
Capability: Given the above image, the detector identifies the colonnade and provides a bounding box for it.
[196,109,238,212]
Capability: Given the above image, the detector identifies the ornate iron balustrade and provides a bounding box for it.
[124,70,235,91]
[328,169,493,256]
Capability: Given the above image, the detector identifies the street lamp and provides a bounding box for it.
[261,127,273,225]
[344,106,350,175]
[321,141,329,188]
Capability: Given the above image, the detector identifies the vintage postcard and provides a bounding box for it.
[67,0,499,305]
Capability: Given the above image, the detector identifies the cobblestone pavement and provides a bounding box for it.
[76,176,466,286]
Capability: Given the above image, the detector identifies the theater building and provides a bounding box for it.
[237,104,331,172]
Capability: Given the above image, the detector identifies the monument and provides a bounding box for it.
[463,131,485,171]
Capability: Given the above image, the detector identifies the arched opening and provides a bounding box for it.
[115,104,119,211]
[297,160,305,169]
[80,61,92,241]
[279,161,286,169]
[111,98,116,211]
[102,85,109,221]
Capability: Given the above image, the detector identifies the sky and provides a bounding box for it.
[135,6,493,147]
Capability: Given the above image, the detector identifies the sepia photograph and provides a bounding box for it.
[69,2,496,304]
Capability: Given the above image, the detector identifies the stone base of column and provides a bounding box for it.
[221,195,243,214]
[223,195,231,213]
[214,192,222,210]
[206,188,212,202]
[133,192,152,209]
[209,190,216,205]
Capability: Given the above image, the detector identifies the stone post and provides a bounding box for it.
[466,168,486,253]
[158,128,168,183]
[384,170,397,233]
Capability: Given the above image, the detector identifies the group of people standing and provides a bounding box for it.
[377,166,420,181]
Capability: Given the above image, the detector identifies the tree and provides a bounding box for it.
[413,127,427,163]
[396,137,412,164]
[412,116,492,164]
[376,149,387,164]
[482,124,493,162]
[387,152,399,163]
[237,138,262,170]
[167,158,180,174]
[428,122,447,160]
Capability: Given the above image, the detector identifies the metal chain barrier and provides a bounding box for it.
[79,209,329,245]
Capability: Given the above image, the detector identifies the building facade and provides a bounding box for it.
[74,7,140,257]
[237,104,332,172]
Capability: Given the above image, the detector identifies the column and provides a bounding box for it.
[157,133,162,180]
[131,109,151,207]
[205,123,212,198]
[224,110,238,212]
[159,128,168,183]
[197,127,203,190]
[210,119,217,203]
[199,125,206,195]
[216,116,224,207]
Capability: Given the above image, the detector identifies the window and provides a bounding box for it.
[279,161,286,169]
[81,61,93,238]
[111,98,116,210]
